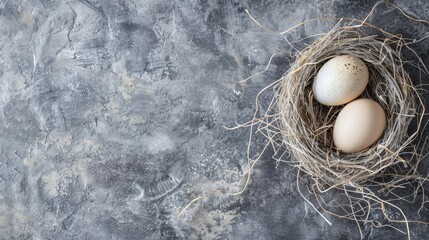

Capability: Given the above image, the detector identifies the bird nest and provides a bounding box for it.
[233,3,429,239]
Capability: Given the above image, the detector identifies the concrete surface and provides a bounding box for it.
[0,0,428,239]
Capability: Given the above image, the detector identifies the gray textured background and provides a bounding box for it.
[1,0,429,239]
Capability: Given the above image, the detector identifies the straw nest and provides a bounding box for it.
[234,3,429,238]
[275,26,425,188]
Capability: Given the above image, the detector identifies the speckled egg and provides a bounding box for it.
[313,55,369,106]
[333,98,386,153]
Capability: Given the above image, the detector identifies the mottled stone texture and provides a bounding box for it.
[0,0,428,239]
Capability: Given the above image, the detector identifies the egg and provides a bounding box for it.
[333,98,386,153]
[313,55,369,106]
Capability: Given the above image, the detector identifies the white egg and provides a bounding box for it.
[313,55,369,106]
[333,98,386,153]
